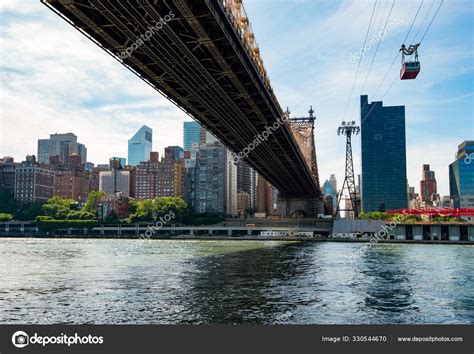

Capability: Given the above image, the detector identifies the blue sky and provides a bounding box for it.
[0,0,473,196]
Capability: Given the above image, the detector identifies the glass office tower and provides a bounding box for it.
[183,121,201,150]
[128,125,152,166]
[360,95,408,212]
[449,140,474,208]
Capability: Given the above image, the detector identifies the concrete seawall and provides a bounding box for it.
[1,233,473,245]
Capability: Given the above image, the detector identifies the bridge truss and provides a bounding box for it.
[42,0,322,202]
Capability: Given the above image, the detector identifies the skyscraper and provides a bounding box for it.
[128,125,152,166]
[449,140,474,208]
[420,164,437,206]
[193,142,237,215]
[256,174,275,215]
[322,179,336,206]
[360,95,407,212]
[109,157,126,170]
[329,174,337,193]
[165,146,184,160]
[237,160,257,209]
[183,121,201,150]
[37,133,87,164]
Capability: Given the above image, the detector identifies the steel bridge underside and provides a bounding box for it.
[43,0,321,197]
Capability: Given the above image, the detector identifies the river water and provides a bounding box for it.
[0,238,472,324]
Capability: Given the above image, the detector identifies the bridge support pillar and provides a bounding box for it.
[277,196,324,218]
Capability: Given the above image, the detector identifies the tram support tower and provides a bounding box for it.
[335,121,360,218]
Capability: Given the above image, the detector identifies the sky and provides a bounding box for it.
[0,0,473,197]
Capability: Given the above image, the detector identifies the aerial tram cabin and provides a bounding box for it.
[400,43,420,80]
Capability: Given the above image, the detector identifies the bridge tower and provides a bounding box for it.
[335,121,360,218]
[276,107,324,218]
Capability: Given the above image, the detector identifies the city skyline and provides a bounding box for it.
[1,1,472,197]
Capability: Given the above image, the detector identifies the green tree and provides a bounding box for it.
[83,191,106,215]
[15,202,44,221]
[41,196,76,219]
[244,207,257,217]
[0,192,15,214]
[66,210,95,220]
[153,197,187,219]
[0,213,14,222]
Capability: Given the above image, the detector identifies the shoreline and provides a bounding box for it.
[1,234,473,245]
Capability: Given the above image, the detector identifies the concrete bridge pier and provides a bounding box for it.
[277,196,324,218]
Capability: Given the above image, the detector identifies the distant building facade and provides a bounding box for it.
[165,146,184,160]
[0,156,16,195]
[237,191,250,217]
[128,125,152,165]
[237,160,257,209]
[52,153,91,202]
[134,149,184,200]
[37,133,87,164]
[14,156,54,203]
[183,121,201,150]
[449,140,474,208]
[360,95,407,212]
[99,170,130,196]
[193,142,237,215]
[322,178,337,215]
[419,164,437,206]
[256,174,275,215]
[109,157,126,170]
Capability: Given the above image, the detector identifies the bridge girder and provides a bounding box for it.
[42,0,321,197]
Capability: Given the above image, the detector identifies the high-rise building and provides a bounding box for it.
[52,153,91,202]
[237,191,250,217]
[329,174,337,194]
[408,186,417,201]
[128,125,152,166]
[322,178,337,206]
[420,164,437,206]
[90,165,109,192]
[183,148,198,209]
[134,149,184,200]
[360,95,407,212]
[84,162,94,173]
[183,121,201,150]
[200,125,219,145]
[109,157,126,170]
[37,133,87,165]
[99,170,130,196]
[193,142,237,215]
[449,140,474,208]
[256,174,275,215]
[14,155,54,203]
[237,160,257,209]
[165,146,184,160]
[0,156,16,195]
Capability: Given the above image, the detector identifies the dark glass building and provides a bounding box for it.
[449,140,474,208]
[360,95,408,212]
